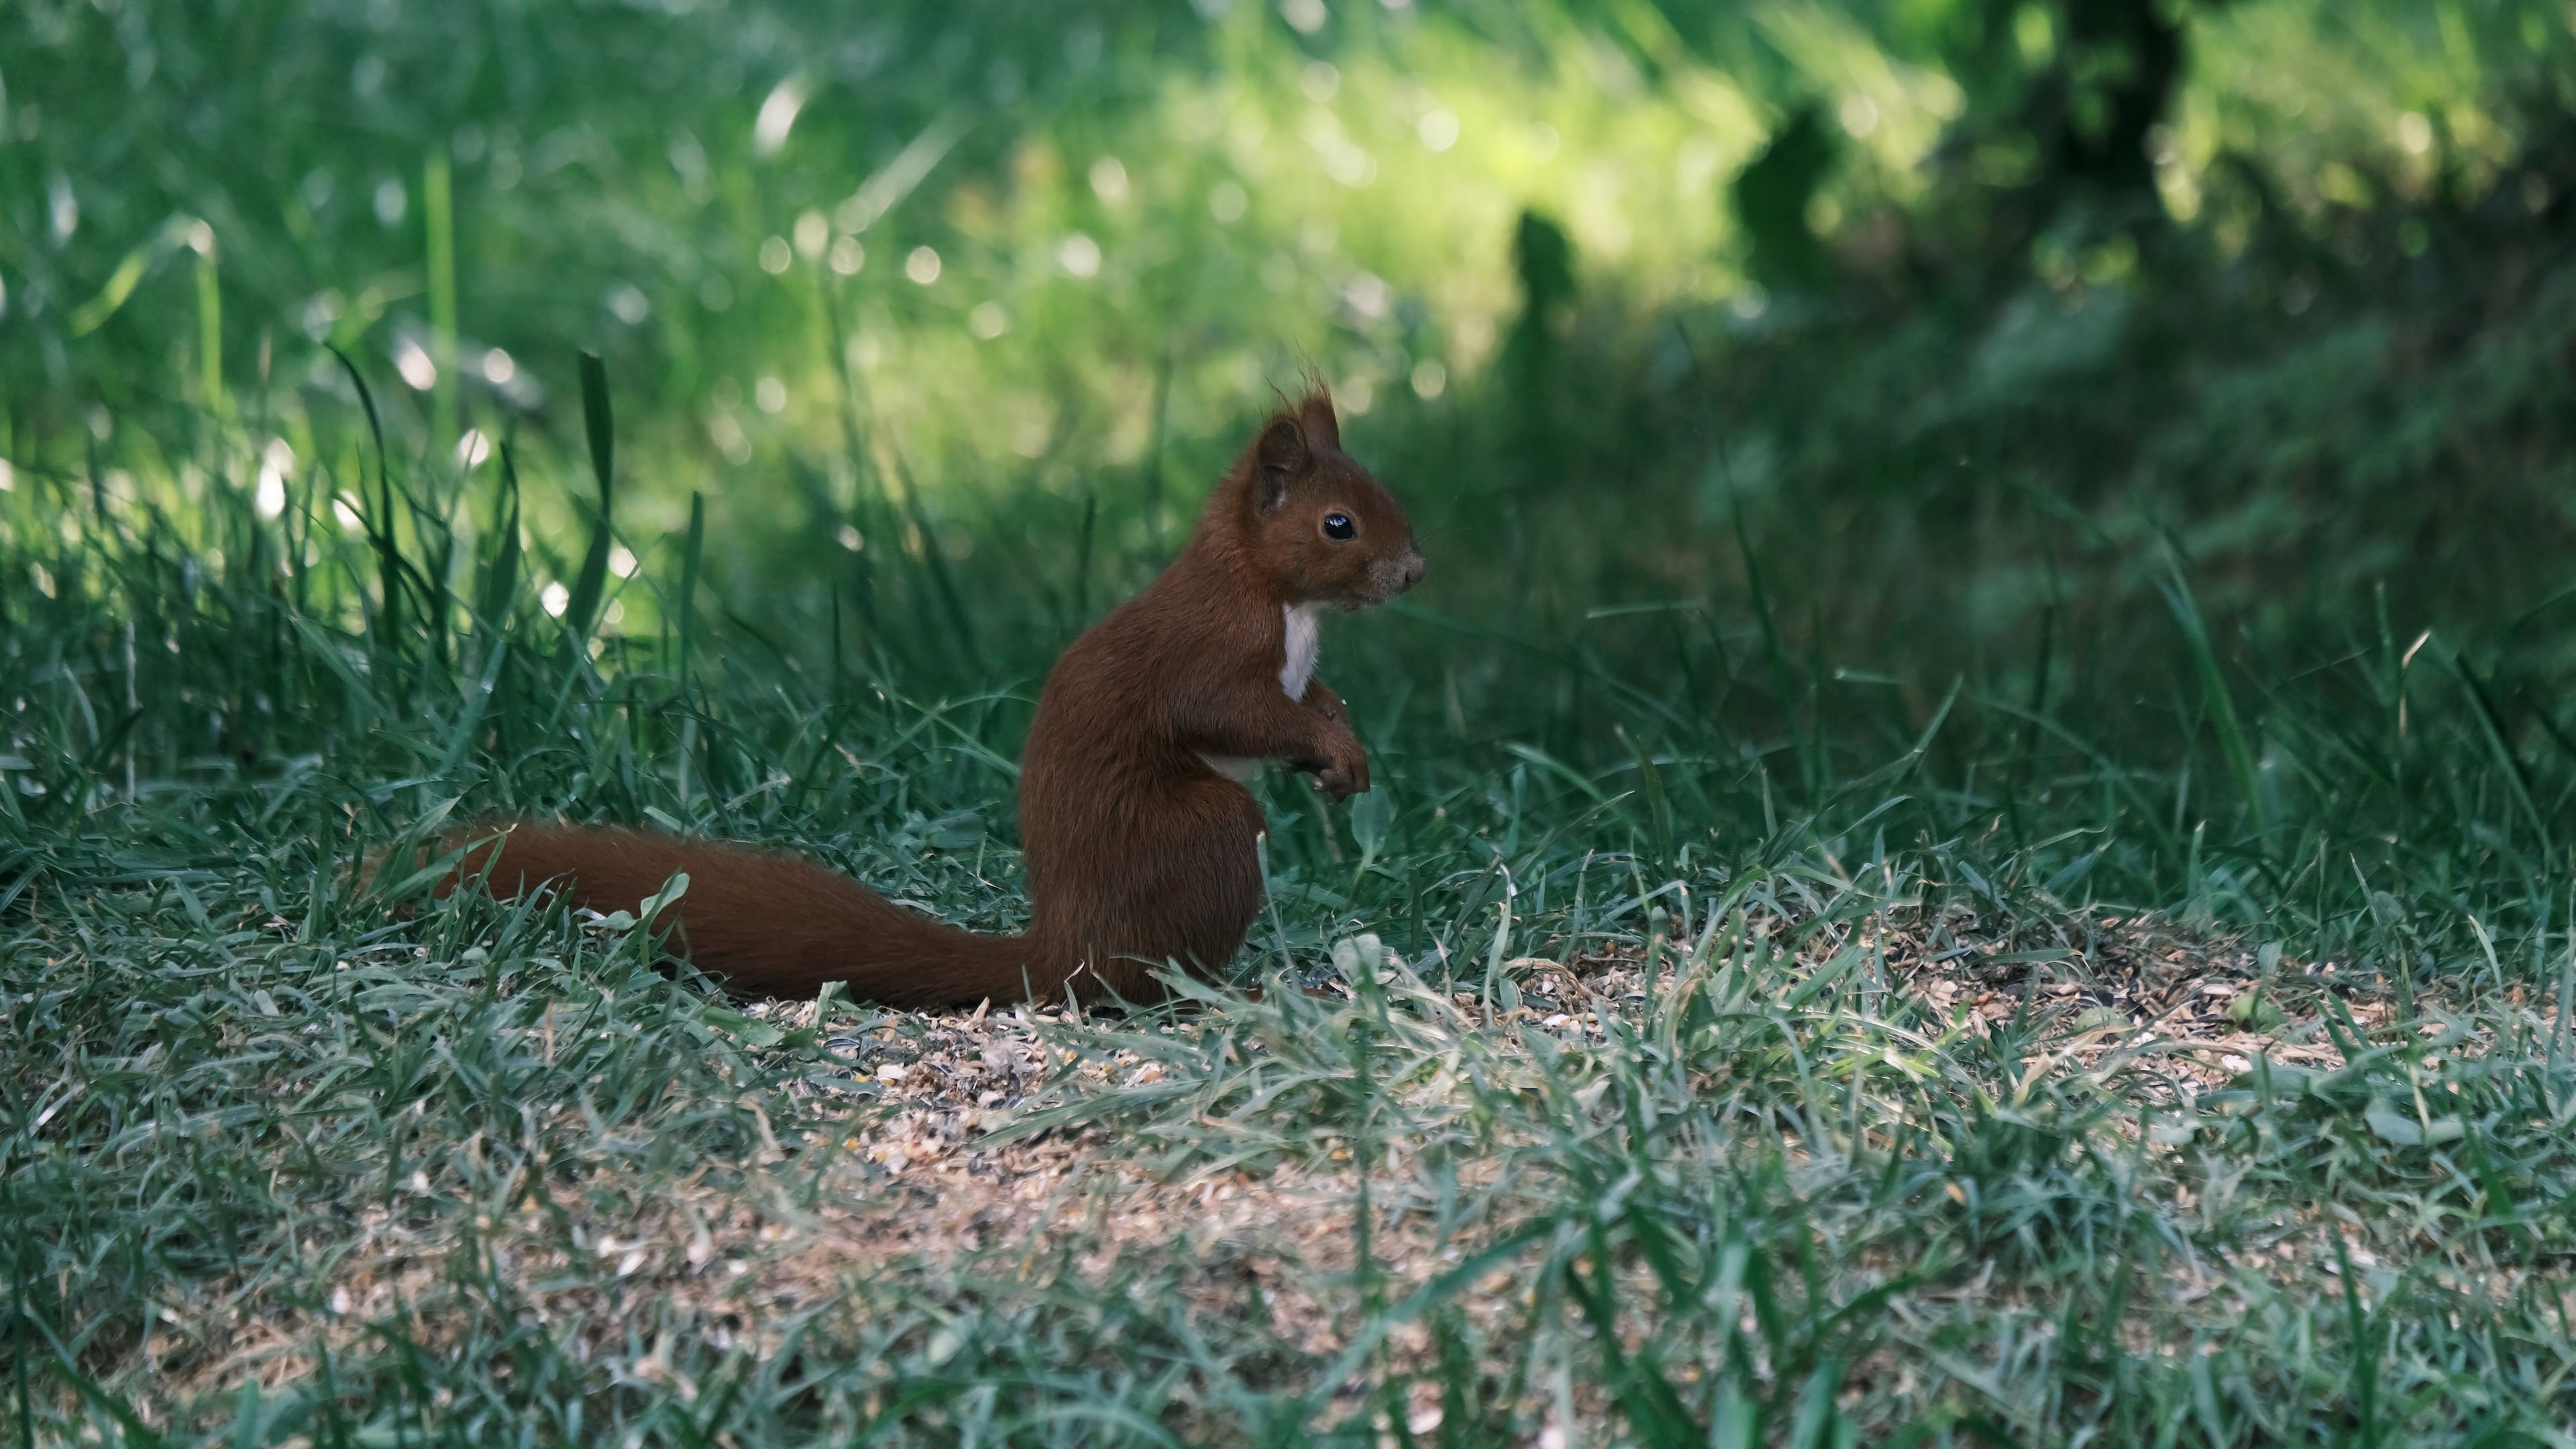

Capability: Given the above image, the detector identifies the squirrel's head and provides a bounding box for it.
[1235,388,1426,610]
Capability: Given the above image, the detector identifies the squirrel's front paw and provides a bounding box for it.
[1313,735,1370,801]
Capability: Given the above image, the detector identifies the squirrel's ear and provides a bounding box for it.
[1297,388,1340,451]
[1254,414,1306,512]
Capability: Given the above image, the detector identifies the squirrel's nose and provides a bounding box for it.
[1401,549,1427,591]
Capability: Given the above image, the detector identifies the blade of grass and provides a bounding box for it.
[2157,553,2268,837]
[678,490,706,688]
[564,350,618,647]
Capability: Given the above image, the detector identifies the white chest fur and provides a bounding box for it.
[1279,602,1321,701]
[1200,604,1324,786]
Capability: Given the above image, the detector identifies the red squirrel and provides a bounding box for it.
[444,388,1424,1006]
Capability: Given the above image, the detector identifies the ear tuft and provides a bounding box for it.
[1297,388,1340,452]
[1254,415,1306,512]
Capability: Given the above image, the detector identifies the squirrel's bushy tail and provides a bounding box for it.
[445,822,1049,1007]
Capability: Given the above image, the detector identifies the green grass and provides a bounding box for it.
[13,0,2576,1440]
[8,331,2576,1439]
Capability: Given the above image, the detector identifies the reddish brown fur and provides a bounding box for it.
[445,389,1424,1006]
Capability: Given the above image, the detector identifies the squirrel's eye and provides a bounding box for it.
[1322,512,1357,541]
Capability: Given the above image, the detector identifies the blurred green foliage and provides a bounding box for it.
[7,0,2571,656]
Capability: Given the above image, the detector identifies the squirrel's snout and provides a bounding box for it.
[1399,549,1427,592]
[1354,547,1426,607]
